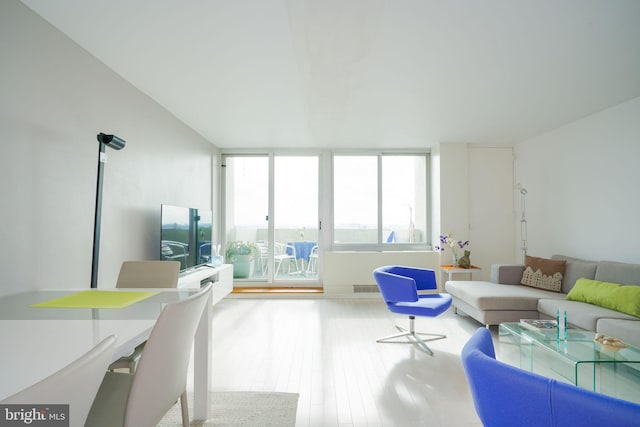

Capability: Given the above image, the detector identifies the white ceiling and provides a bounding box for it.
[21,0,640,149]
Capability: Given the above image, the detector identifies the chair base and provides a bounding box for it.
[377,316,446,356]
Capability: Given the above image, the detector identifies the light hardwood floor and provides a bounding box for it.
[192,296,485,427]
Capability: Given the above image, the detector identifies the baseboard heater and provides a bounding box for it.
[353,285,379,293]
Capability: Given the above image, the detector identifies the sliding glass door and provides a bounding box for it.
[274,156,319,281]
[222,156,269,280]
[222,154,320,285]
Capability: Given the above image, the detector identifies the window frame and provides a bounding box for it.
[330,151,432,252]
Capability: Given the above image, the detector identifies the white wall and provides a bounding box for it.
[439,144,515,280]
[514,96,640,264]
[0,1,215,296]
[439,144,470,262]
[468,146,515,268]
[323,251,442,293]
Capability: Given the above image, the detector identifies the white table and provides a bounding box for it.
[0,288,214,421]
[440,265,483,287]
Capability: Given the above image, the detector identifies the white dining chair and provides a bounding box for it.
[114,260,180,289]
[108,260,180,373]
[2,335,116,427]
[86,283,212,427]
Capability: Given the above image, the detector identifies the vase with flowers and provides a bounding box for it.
[435,234,470,267]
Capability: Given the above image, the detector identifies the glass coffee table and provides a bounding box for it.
[499,322,640,403]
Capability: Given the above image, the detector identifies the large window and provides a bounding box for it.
[333,156,378,243]
[333,153,429,248]
[222,151,431,285]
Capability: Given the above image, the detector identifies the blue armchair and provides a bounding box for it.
[461,328,640,427]
[373,265,452,355]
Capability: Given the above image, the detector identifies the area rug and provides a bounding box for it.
[158,391,299,426]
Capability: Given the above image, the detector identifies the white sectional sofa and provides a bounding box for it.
[445,255,640,347]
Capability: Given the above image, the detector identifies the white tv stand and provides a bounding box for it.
[177,264,233,305]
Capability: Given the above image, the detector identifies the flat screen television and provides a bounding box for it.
[160,204,213,271]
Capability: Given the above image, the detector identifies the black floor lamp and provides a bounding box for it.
[91,133,126,288]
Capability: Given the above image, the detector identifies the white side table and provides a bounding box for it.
[440,265,482,287]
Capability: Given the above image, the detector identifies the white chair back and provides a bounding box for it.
[2,335,116,427]
[115,260,180,288]
[124,283,212,426]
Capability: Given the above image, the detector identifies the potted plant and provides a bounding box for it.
[225,241,259,278]
[435,233,470,267]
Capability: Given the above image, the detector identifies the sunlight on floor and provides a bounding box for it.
[187,297,485,426]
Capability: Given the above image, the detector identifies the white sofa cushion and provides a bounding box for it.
[445,281,564,311]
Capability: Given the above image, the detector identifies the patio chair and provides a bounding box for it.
[306,245,319,274]
[256,240,270,274]
[274,242,298,275]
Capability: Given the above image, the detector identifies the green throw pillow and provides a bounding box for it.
[566,278,640,318]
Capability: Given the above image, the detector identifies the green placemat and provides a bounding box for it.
[31,290,157,309]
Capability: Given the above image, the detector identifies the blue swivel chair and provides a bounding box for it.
[462,328,640,427]
[373,265,452,355]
